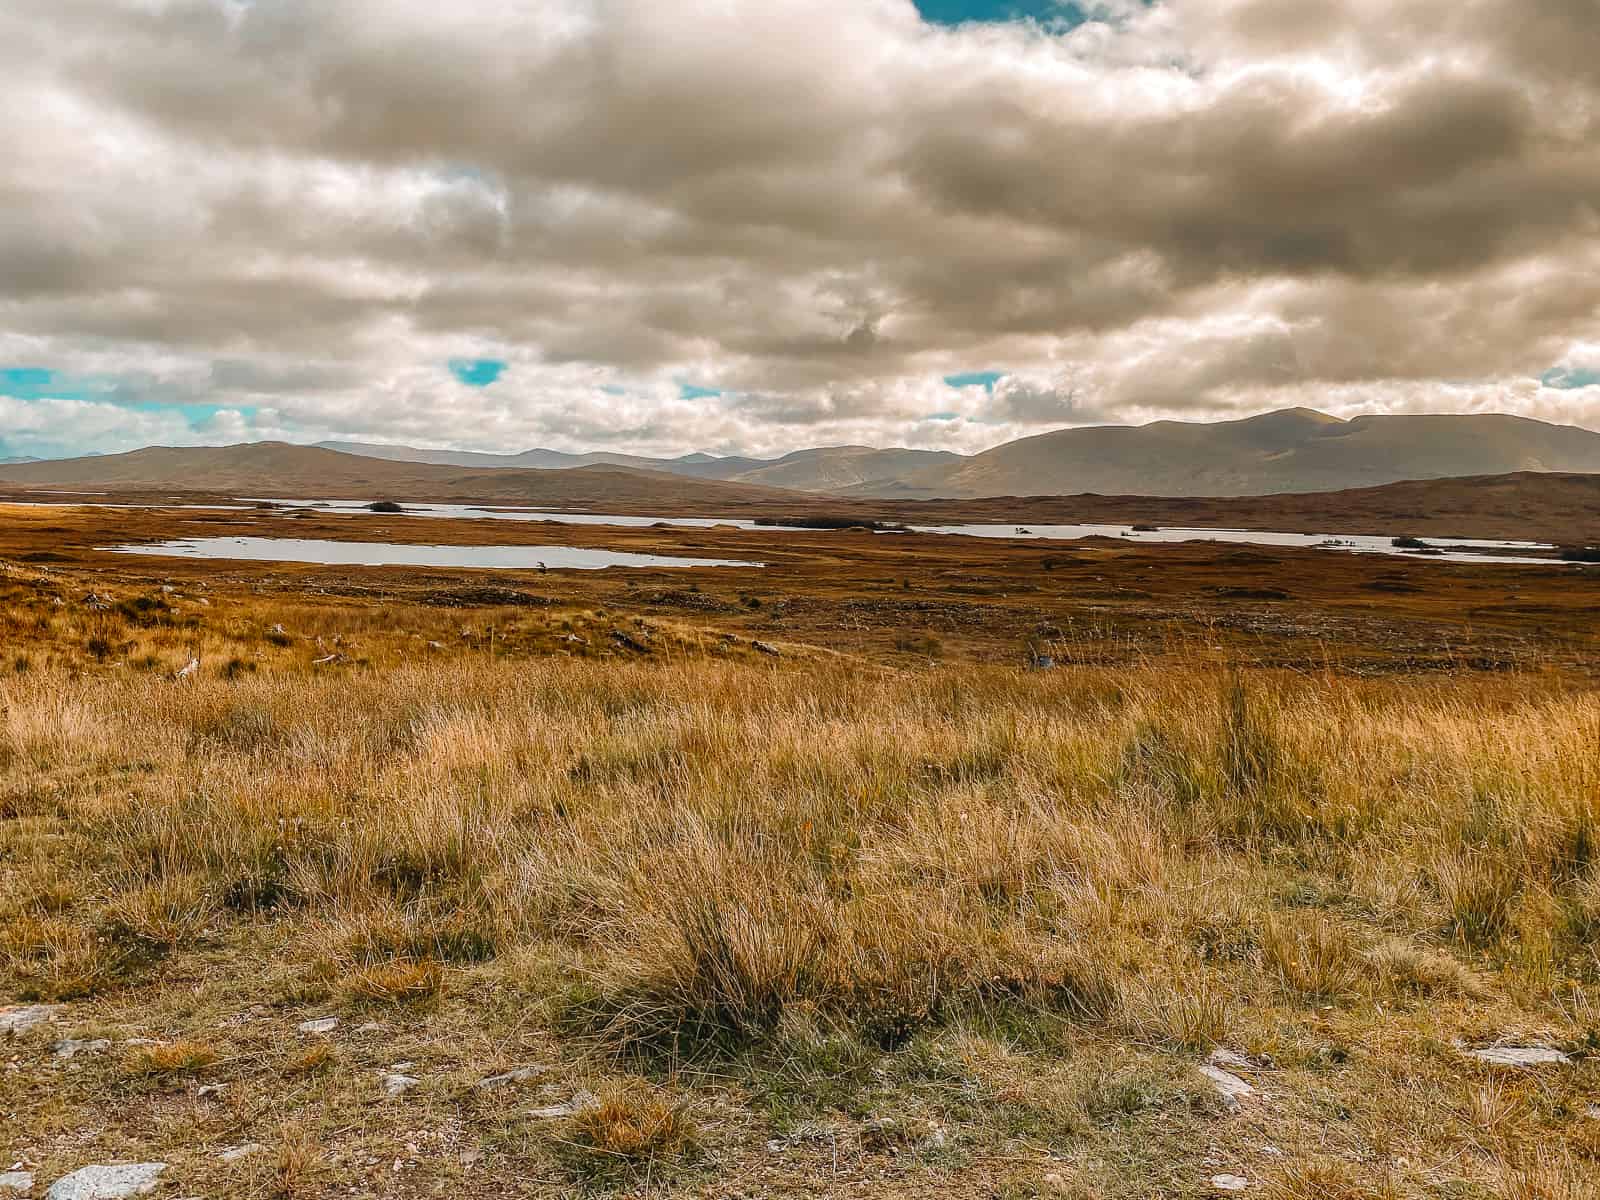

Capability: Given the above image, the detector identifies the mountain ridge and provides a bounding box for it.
[6,408,1600,500]
[317,408,1600,497]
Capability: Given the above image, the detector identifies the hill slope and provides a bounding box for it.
[880,471,1600,544]
[319,440,961,492]
[878,409,1600,498]
[0,442,802,511]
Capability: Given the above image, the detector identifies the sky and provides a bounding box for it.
[1,0,1597,461]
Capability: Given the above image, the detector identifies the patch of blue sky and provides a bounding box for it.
[679,382,723,400]
[1542,365,1600,390]
[120,399,260,422]
[600,385,628,396]
[944,370,1005,392]
[927,411,960,421]
[449,358,507,387]
[915,0,1088,28]
[0,366,99,402]
[2,366,257,425]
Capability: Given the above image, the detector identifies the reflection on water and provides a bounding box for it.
[252,500,1566,566]
[244,498,795,530]
[100,537,763,571]
[11,492,1575,566]
[908,524,1566,565]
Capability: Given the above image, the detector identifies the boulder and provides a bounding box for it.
[53,1039,112,1060]
[382,1074,420,1098]
[475,1065,547,1090]
[1,1005,64,1035]
[1467,1046,1570,1068]
[45,1164,166,1200]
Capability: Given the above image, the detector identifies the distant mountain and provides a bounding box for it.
[9,409,1598,503]
[314,440,739,475]
[0,455,42,466]
[854,409,1600,499]
[317,439,959,492]
[0,442,801,511]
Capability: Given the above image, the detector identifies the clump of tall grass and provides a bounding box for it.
[4,658,1599,1059]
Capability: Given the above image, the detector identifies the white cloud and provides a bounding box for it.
[0,0,1596,457]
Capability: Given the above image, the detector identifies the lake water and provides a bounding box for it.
[914,524,1567,565]
[6,494,1576,567]
[246,500,1568,566]
[100,536,763,571]
[244,497,800,530]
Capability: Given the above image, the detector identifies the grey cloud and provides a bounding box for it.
[0,0,1597,457]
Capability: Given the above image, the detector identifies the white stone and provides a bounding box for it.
[216,1145,262,1164]
[1209,1048,1255,1071]
[297,1017,340,1035]
[1468,1046,1570,1067]
[527,1091,595,1119]
[1198,1063,1255,1108]
[382,1074,420,1098]
[1,1005,64,1035]
[476,1065,547,1090]
[1212,1175,1250,1193]
[53,1039,111,1060]
[0,1172,34,1194]
[44,1164,166,1200]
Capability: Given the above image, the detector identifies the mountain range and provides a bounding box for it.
[3,408,1599,501]
[0,443,792,512]
[316,408,1600,498]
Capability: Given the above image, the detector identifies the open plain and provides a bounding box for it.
[3,493,1600,1199]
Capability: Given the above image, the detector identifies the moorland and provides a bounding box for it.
[2,472,1599,1200]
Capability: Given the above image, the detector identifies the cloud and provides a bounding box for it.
[0,0,1596,457]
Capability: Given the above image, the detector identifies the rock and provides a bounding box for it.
[475,1065,547,1090]
[0,1173,34,1194]
[53,1039,111,1060]
[1209,1048,1256,1071]
[1587,1103,1600,1120]
[752,640,781,656]
[1212,1174,1249,1193]
[1,1005,64,1035]
[196,1084,227,1099]
[44,1164,166,1200]
[527,1091,595,1119]
[382,1074,420,1098]
[297,1017,340,1035]
[1198,1063,1255,1109]
[216,1144,262,1164]
[1468,1046,1570,1067]
[354,1022,384,1033]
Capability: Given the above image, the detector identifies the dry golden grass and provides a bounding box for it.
[283,1042,336,1076]
[3,645,1599,1196]
[124,1040,219,1077]
[566,1080,699,1166]
[338,958,446,1004]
